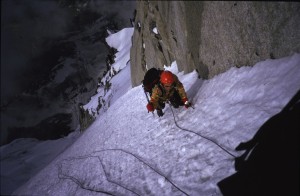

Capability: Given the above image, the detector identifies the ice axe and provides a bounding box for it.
[187,102,195,109]
[143,87,154,116]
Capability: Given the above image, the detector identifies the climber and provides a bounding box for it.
[146,70,191,117]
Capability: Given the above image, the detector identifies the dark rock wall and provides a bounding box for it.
[130,1,300,87]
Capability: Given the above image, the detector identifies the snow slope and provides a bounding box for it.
[83,28,133,117]
[12,28,300,195]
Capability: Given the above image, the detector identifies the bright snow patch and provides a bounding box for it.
[2,25,300,196]
[12,52,300,195]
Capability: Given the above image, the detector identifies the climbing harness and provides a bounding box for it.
[169,104,237,158]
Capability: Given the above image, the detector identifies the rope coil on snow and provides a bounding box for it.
[58,149,189,196]
[169,105,237,158]
[58,155,118,195]
[93,149,189,196]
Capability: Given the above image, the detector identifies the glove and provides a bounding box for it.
[146,103,154,112]
[182,98,191,108]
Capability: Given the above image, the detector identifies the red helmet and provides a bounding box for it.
[160,71,174,85]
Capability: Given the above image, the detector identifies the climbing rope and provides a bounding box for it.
[58,149,189,196]
[169,105,237,158]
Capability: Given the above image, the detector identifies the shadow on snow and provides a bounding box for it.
[217,90,300,196]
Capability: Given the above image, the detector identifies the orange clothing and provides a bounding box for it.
[150,74,187,109]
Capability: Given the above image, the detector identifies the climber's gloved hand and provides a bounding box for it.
[146,103,154,112]
[182,98,191,109]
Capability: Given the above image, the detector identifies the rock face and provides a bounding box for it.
[130,1,300,87]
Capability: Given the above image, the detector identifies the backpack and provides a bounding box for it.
[142,68,162,95]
